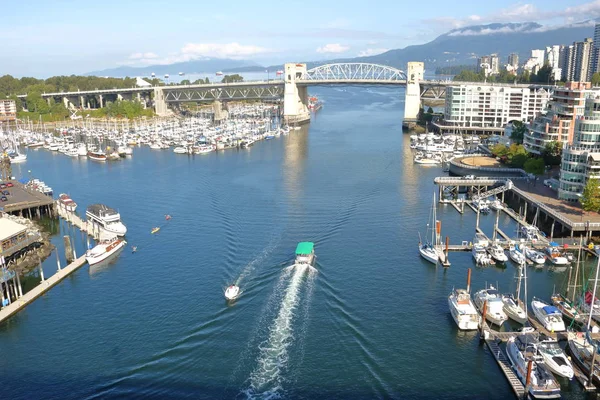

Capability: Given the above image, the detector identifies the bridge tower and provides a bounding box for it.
[154,87,169,116]
[402,61,424,130]
[283,63,310,125]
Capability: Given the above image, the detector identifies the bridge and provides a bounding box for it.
[15,62,522,125]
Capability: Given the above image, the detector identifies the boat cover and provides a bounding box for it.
[295,242,314,255]
[585,291,599,305]
[542,305,560,314]
[549,241,559,247]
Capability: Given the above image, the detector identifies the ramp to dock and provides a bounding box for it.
[485,339,525,399]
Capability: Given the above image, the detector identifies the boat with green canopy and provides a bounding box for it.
[295,242,316,267]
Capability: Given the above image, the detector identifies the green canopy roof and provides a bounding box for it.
[295,242,314,255]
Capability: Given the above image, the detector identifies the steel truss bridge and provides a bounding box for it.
[297,63,407,84]
[162,81,283,102]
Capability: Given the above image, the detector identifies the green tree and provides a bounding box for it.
[221,74,243,83]
[490,144,509,158]
[531,64,553,84]
[593,72,600,86]
[510,121,527,144]
[524,158,545,175]
[581,177,600,212]
[180,79,191,85]
[426,106,434,114]
[542,141,562,166]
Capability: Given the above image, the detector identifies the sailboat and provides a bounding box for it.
[418,193,438,264]
[503,266,527,324]
[552,238,585,324]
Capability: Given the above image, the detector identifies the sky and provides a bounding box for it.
[3,0,600,77]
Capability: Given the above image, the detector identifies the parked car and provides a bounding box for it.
[0,184,7,189]
[2,190,9,195]
[1,196,8,202]
[6,182,13,187]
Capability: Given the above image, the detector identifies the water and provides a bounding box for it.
[0,86,593,399]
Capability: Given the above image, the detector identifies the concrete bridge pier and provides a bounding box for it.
[98,94,104,108]
[402,61,424,130]
[283,63,310,125]
[154,88,168,116]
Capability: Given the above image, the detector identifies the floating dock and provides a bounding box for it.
[56,202,111,240]
[484,339,525,399]
[0,255,87,325]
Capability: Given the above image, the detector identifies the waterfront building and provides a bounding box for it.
[559,94,600,201]
[435,83,551,135]
[0,99,16,122]
[524,82,595,155]
[545,45,562,82]
[0,218,28,255]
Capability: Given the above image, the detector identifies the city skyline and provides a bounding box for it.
[3,0,600,77]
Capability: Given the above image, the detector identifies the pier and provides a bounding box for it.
[0,180,55,219]
[0,254,87,325]
[56,202,111,240]
[484,339,525,399]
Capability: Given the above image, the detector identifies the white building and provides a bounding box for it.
[438,84,551,135]
[524,49,546,74]
[0,99,16,122]
[545,45,562,82]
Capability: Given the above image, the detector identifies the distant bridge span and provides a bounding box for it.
[297,63,407,85]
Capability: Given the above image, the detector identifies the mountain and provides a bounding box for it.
[346,22,594,70]
[86,58,261,77]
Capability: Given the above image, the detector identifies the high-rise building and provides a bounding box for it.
[573,38,594,82]
[545,45,562,82]
[507,53,519,70]
[524,49,545,74]
[0,99,16,122]
[559,92,600,201]
[593,22,600,74]
[559,45,575,81]
[524,82,595,155]
[490,53,500,75]
[477,55,492,75]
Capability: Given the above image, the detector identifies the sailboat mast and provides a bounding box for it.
[572,235,583,303]
[432,192,436,246]
[586,254,600,331]
[523,262,528,316]
[516,266,522,302]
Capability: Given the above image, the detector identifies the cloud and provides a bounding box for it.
[316,43,350,54]
[121,42,273,66]
[357,48,389,57]
[424,1,600,31]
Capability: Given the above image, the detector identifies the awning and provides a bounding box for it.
[589,153,600,162]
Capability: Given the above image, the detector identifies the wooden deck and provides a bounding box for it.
[484,339,526,399]
[0,255,87,325]
[56,202,113,240]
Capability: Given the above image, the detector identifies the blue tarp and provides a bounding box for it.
[18,178,28,184]
[549,241,559,246]
[543,305,560,314]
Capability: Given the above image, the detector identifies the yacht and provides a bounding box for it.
[224,284,240,300]
[9,153,27,163]
[77,144,88,156]
[65,148,79,158]
[531,298,566,332]
[502,294,528,324]
[506,334,561,399]
[551,293,584,324]
[88,149,107,161]
[85,236,127,265]
[538,336,574,379]
[472,244,494,265]
[508,246,526,265]
[523,246,545,265]
[86,204,127,236]
[295,242,316,267]
[195,144,215,154]
[474,286,507,326]
[58,193,77,213]
[487,243,508,263]
[545,244,569,265]
[448,288,479,330]
[520,225,540,241]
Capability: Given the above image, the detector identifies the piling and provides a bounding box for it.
[63,235,74,263]
[466,268,472,293]
[526,359,532,387]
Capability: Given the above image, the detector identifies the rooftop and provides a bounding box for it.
[295,242,314,255]
[0,218,27,241]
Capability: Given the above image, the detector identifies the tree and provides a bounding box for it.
[180,79,191,85]
[221,74,243,83]
[542,141,562,166]
[510,121,527,144]
[490,144,509,158]
[426,106,434,114]
[531,64,553,84]
[524,158,545,175]
[593,72,600,86]
[581,177,600,212]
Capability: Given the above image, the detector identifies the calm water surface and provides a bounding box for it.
[0,86,592,399]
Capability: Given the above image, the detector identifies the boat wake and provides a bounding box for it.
[235,232,282,287]
[242,264,317,399]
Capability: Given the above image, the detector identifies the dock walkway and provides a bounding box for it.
[57,202,112,240]
[0,255,87,324]
[484,339,525,399]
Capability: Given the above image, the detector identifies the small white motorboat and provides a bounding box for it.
[225,285,240,300]
[523,246,545,265]
[538,336,574,379]
[531,298,566,332]
[545,243,569,265]
[508,245,526,265]
[487,243,508,263]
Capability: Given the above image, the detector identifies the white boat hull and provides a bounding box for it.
[85,239,126,265]
[419,245,438,264]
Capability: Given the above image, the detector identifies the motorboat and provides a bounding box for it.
[487,243,508,263]
[506,334,561,399]
[295,242,316,267]
[474,285,507,326]
[448,288,480,330]
[58,193,77,213]
[488,199,504,211]
[9,153,27,163]
[502,294,528,324]
[194,144,215,154]
[531,298,566,332]
[538,336,574,379]
[88,150,107,161]
[545,243,569,265]
[85,236,127,265]
[508,245,526,265]
[86,204,127,236]
[225,284,240,300]
[520,225,540,241]
[472,244,494,266]
[551,293,584,324]
[472,233,489,248]
[77,144,88,156]
[472,200,490,214]
[523,246,545,265]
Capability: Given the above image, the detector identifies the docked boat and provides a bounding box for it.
[531,298,566,332]
[448,288,480,330]
[580,290,600,323]
[538,336,574,379]
[520,225,540,241]
[474,285,507,326]
[86,204,127,236]
[419,194,439,265]
[225,284,240,300]
[77,144,88,156]
[567,332,600,387]
[487,243,508,263]
[488,199,504,211]
[502,294,528,324]
[88,150,107,161]
[523,246,545,265]
[551,293,584,324]
[472,244,494,266]
[506,334,561,399]
[545,243,569,265]
[508,245,526,265]
[85,236,127,265]
[295,242,316,267]
[9,153,27,163]
[58,193,77,213]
